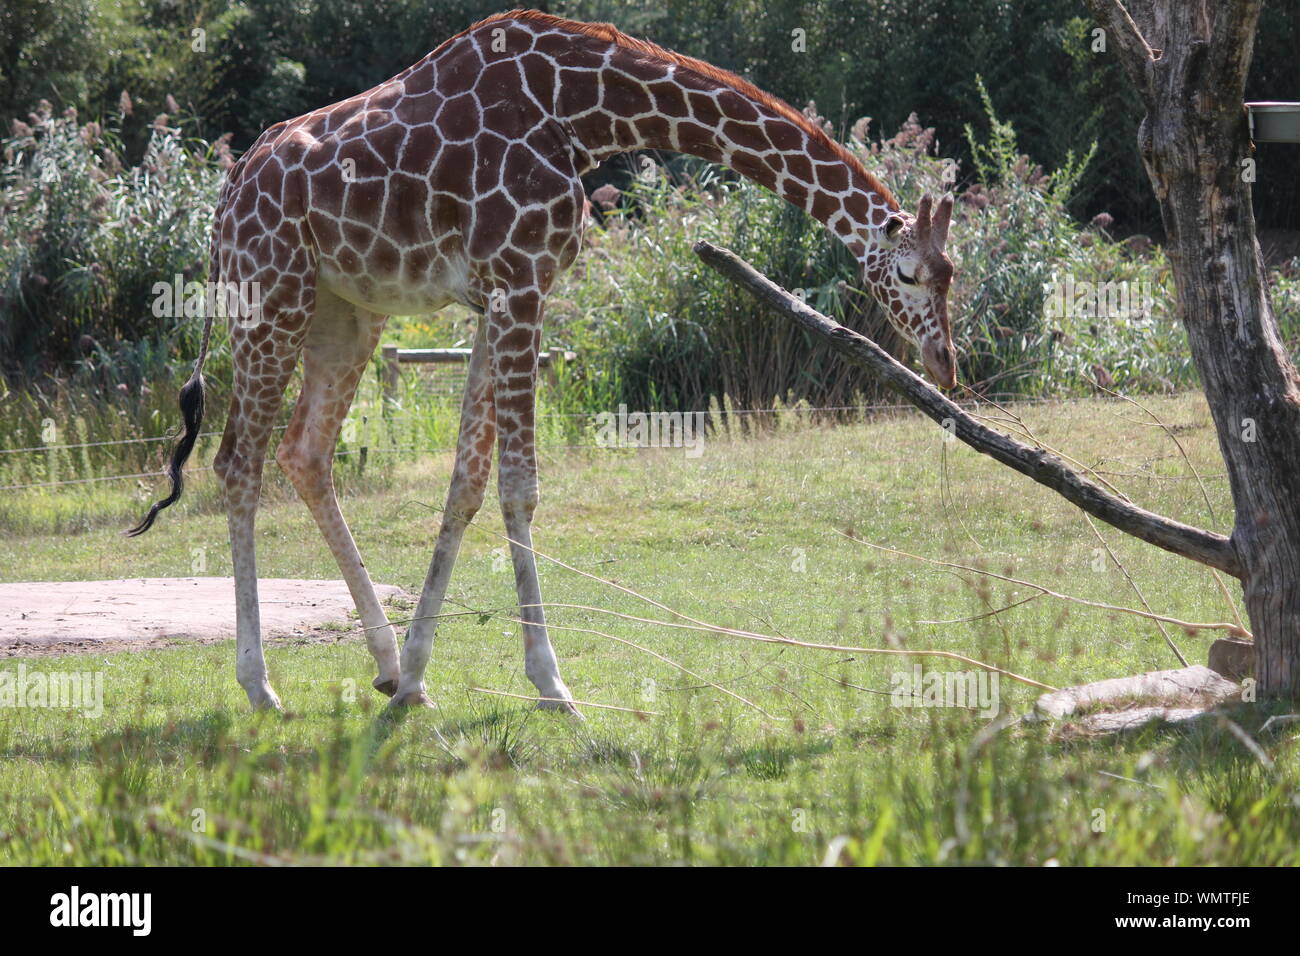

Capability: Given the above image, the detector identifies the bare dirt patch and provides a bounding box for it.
[0,577,408,658]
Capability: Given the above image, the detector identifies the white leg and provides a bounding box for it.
[499,501,575,709]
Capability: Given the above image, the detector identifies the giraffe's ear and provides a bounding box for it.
[883,214,906,241]
[932,193,954,247]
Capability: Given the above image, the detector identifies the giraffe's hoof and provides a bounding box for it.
[536,695,584,719]
[386,688,435,710]
[372,676,399,697]
[245,685,284,712]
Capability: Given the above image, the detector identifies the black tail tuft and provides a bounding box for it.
[126,371,206,537]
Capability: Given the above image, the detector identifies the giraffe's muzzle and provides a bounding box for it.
[921,338,958,390]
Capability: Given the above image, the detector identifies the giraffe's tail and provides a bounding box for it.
[124,370,206,537]
[125,236,220,538]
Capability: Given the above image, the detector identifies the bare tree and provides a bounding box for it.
[1085,0,1300,697]
[698,0,1300,699]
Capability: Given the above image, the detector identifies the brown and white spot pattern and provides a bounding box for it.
[173,10,959,711]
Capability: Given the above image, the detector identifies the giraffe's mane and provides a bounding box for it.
[468,9,900,211]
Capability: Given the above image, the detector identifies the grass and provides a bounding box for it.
[1,392,1297,865]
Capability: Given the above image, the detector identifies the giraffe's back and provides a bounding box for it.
[216,19,588,318]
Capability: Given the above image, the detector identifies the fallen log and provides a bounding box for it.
[1029,665,1241,721]
[692,240,1240,578]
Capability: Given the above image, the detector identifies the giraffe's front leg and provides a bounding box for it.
[498,476,578,714]
[389,492,480,709]
[489,293,579,715]
[276,295,401,697]
[390,320,496,709]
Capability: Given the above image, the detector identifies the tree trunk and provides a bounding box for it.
[1095,0,1300,697]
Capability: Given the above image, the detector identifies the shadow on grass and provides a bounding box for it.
[369,697,541,772]
[1041,699,1296,777]
[0,705,397,778]
[0,710,242,766]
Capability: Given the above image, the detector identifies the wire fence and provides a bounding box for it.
[0,388,1211,494]
[5,393,1071,457]
[403,363,473,403]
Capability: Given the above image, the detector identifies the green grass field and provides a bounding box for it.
[1,393,1296,865]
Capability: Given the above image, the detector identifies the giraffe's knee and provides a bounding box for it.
[275,438,332,501]
[446,478,487,523]
[498,474,539,521]
[213,431,269,507]
[213,437,242,487]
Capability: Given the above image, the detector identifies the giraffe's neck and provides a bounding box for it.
[552,41,899,259]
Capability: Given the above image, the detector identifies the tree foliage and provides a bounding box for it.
[3,1,1297,231]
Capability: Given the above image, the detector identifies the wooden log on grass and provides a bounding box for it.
[1030,665,1241,721]
[692,240,1241,579]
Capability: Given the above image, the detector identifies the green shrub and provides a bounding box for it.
[0,100,224,384]
[946,79,1186,396]
[547,88,1201,413]
[548,144,908,418]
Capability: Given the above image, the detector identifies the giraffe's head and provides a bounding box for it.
[862,194,957,389]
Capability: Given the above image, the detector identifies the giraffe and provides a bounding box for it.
[128,10,958,713]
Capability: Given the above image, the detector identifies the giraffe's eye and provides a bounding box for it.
[897,264,918,285]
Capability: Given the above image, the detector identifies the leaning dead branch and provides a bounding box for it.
[968,385,1197,660]
[951,386,1193,664]
[693,240,1241,578]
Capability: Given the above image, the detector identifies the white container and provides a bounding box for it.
[1246,102,1300,143]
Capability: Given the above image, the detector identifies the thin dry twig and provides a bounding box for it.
[921,592,1044,625]
[959,385,1131,501]
[513,614,775,717]
[471,687,659,716]
[842,533,1249,637]
[1084,375,1247,634]
[940,438,994,553]
[1083,513,1188,667]
[454,520,1059,692]
[1218,717,1274,771]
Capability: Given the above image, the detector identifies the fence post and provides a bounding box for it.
[539,349,576,390]
[380,345,400,414]
[359,414,368,475]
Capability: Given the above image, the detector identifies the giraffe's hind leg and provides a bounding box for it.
[275,289,401,695]
[214,308,307,711]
